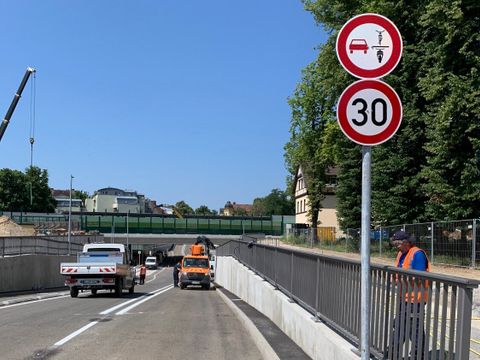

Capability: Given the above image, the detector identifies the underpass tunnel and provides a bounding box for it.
[127,243,188,267]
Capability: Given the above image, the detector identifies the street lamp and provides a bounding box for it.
[126,211,130,260]
[67,175,74,255]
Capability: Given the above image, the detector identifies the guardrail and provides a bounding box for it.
[216,239,479,359]
[0,235,102,257]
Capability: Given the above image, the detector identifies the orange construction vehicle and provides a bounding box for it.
[179,236,214,290]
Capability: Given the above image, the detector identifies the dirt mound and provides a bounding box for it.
[0,216,35,236]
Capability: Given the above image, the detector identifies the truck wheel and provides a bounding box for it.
[202,284,209,290]
[115,279,123,297]
[70,287,79,298]
[129,282,135,294]
[179,283,185,290]
[91,289,97,296]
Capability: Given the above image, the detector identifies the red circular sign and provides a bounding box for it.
[336,13,402,79]
[337,80,402,146]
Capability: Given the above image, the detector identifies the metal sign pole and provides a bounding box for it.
[360,146,372,359]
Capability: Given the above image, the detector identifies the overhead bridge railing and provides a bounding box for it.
[216,239,479,359]
[0,235,102,257]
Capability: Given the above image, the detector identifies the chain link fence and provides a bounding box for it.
[284,219,480,268]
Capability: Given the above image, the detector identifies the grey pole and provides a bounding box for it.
[67,175,74,256]
[360,146,372,360]
[472,219,477,268]
[431,221,434,264]
[126,211,129,261]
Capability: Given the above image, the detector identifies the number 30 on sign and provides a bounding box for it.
[336,79,402,146]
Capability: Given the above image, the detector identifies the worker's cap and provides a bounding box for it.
[391,230,412,243]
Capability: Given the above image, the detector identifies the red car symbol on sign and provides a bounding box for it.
[349,39,368,54]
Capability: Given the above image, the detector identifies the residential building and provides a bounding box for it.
[85,187,145,213]
[54,198,83,213]
[221,201,253,216]
[293,166,340,233]
[51,189,83,214]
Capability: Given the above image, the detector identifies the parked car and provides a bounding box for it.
[145,256,158,269]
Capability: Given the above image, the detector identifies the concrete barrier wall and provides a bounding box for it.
[0,255,75,293]
[216,256,359,360]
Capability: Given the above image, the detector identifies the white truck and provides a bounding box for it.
[60,243,136,298]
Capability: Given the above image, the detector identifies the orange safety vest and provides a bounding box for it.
[140,266,146,276]
[395,247,431,303]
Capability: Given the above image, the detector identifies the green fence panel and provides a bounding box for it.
[7,213,284,236]
[175,219,187,234]
[151,217,164,234]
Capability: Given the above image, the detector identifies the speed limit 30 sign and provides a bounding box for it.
[336,79,402,146]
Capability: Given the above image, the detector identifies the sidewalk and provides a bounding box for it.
[0,289,69,307]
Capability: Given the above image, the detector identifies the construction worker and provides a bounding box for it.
[173,261,181,287]
[139,264,146,285]
[390,230,431,359]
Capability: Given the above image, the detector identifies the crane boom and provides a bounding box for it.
[160,204,184,219]
[0,67,36,142]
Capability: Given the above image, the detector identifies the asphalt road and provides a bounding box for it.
[0,268,263,360]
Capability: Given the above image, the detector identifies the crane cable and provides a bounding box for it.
[29,71,36,168]
[28,71,36,206]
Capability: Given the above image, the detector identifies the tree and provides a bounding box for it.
[74,190,89,203]
[286,0,479,230]
[195,205,217,216]
[285,36,352,228]
[175,201,194,216]
[418,0,480,220]
[0,167,56,213]
[25,167,56,213]
[252,189,294,216]
[0,169,29,212]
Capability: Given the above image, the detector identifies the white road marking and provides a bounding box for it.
[51,284,173,347]
[0,295,70,309]
[99,284,172,315]
[146,267,165,284]
[116,285,173,315]
[54,321,98,346]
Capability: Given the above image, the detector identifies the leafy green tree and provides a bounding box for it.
[286,0,479,229]
[175,200,194,216]
[0,167,56,213]
[252,189,294,216]
[417,0,480,220]
[74,190,89,203]
[195,205,217,216]
[0,169,29,212]
[25,167,56,213]
[285,37,351,228]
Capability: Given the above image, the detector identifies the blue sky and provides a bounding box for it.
[0,1,327,212]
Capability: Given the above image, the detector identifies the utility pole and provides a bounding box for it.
[126,211,130,261]
[67,175,74,255]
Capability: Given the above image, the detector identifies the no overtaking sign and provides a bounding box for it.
[336,13,403,79]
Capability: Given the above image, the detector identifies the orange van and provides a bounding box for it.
[179,244,210,290]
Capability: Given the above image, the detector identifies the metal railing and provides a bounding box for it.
[216,239,479,359]
[0,235,102,257]
[286,219,480,268]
